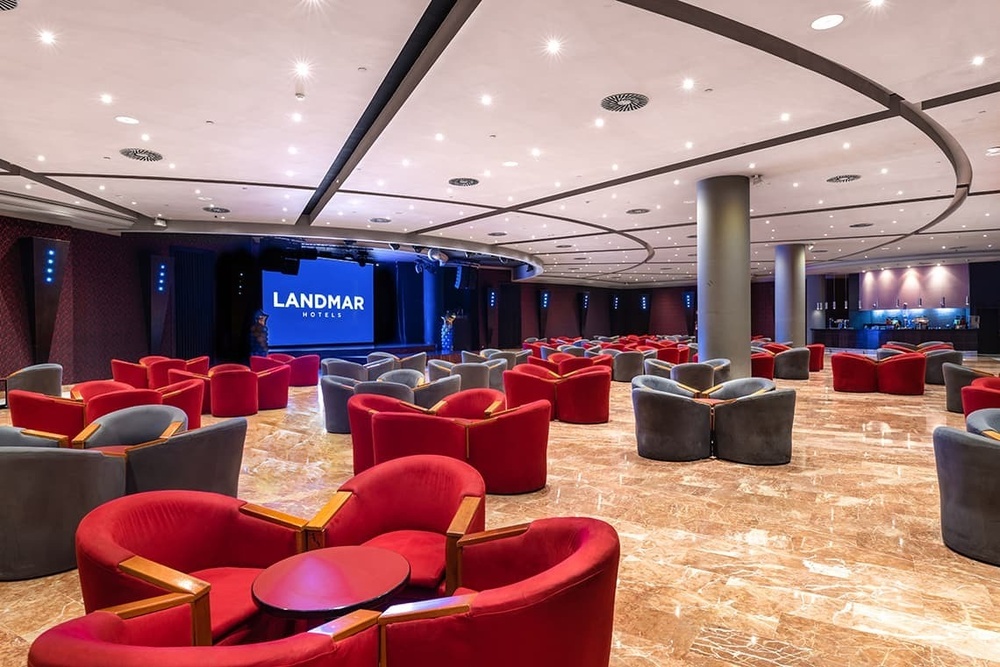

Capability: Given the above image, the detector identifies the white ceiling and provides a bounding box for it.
[0,0,998,287]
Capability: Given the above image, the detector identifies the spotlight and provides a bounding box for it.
[153,216,168,228]
[387,242,400,251]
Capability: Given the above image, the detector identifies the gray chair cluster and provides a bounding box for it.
[773,348,811,380]
[462,349,530,368]
[942,363,995,413]
[632,375,794,465]
[430,359,506,391]
[321,373,461,433]
[367,351,428,373]
[933,410,1000,565]
[924,349,964,385]
[321,357,395,381]
[4,363,63,397]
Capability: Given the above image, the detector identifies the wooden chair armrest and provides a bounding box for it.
[309,609,381,641]
[304,491,353,550]
[445,496,482,595]
[118,555,212,645]
[21,429,70,448]
[702,383,724,395]
[484,399,503,416]
[71,422,102,449]
[456,523,530,548]
[673,381,700,395]
[426,399,448,414]
[378,595,475,667]
[982,429,1000,442]
[160,421,184,438]
[101,592,194,620]
[52,396,84,407]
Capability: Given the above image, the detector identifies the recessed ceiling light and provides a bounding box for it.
[530,147,541,158]
[98,185,105,191]
[434,133,444,141]
[168,163,176,169]
[611,163,619,171]
[24,184,32,190]
[38,29,56,45]
[99,93,113,104]
[545,38,562,55]
[115,116,139,125]
[288,146,298,155]
[880,167,889,174]
[480,94,493,106]
[401,158,410,167]
[748,162,756,169]
[673,179,680,185]
[502,161,518,167]
[140,133,150,142]
[682,78,694,90]
[36,155,45,162]
[780,112,791,122]
[594,118,605,128]
[293,60,312,78]
[811,14,844,30]
[842,142,851,149]
[972,55,986,66]
[291,112,303,123]
[869,0,885,6]
[684,141,694,149]
[286,170,294,177]
[792,182,799,187]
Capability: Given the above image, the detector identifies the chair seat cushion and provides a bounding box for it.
[362,530,446,589]
[190,566,263,640]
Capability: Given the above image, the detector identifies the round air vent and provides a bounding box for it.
[120,148,163,162]
[626,208,650,215]
[448,177,479,187]
[827,174,861,183]
[369,217,391,223]
[487,231,507,237]
[0,1,18,10]
[203,206,230,214]
[600,92,649,113]
[849,222,873,228]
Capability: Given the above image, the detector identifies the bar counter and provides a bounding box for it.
[811,328,978,351]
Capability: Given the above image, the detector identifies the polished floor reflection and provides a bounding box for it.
[3,354,1000,666]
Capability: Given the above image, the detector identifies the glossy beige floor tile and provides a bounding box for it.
[3,354,1000,666]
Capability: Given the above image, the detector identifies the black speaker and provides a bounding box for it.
[537,289,550,339]
[576,291,590,337]
[20,237,69,364]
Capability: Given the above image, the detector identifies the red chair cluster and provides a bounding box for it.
[347,389,550,494]
[831,352,927,395]
[250,353,320,387]
[168,362,292,417]
[504,364,612,424]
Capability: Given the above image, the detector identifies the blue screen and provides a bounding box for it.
[262,260,374,346]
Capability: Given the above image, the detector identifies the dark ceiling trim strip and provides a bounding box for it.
[37,173,317,191]
[298,0,482,225]
[921,80,1000,110]
[0,158,143,220]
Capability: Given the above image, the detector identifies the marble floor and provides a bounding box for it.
[4,355,1000,666]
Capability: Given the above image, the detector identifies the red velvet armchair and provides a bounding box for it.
[556,355,610,376]
[111,359,149,389]
[961,377,1000,416]
[379,517,620,667]
[75,490,306,645]
[85,389,163,423]
[306,455,486,599]
[158,379,206,429]
[256,364,291,410]
[555,366,612,424]
[503,365,558,417]
[210,368,259,417]
[28,606,379,667]
[831,353,878,392]
[750,352,775,380]
[166,369,212,414]
[525,356,559,373]
[8,390,85,438]
[806,343,825,372]
[431,388,507,419]
[70,380,133,401]
[146,359,187,389]
[347,394,426,474]
[876,353,926,395]
[185,356,210,375]
[268,353,321,386]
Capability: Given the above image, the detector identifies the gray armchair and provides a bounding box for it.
[367,352,402,370]
[631,375,711,461]
[320,375,360,433]
[643,358,674,379]
[612,351,645,382]
[538,345,559,360]
[365,357,396,380]
[400,352,427,372]
[885,341,918,350]
[670,362,716,391]
[942,363,993,413]
[773,348,810,380]
[966,409,1000,438]
[379,369,425,388]
[321,358,367,381]
[918,341,949,350]
[876,348,906,361]
[120,417,247,496]
[933,425,1000,565]
[511,350,531,366]
[355,380,415,403]
[702,358,732,384]
[705,377,775,400]
[72,404,188,449]
[557,345,586,357]
[5,363,63,397]
[461,351,488,364]
[924,349,964,385]
[452,363,490,390]
[487,351,518,369]
[485,358,508,392]
[713,388,796,465]
[428,359,455,382]
[1,428,125,580]
[413,375,462,409]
